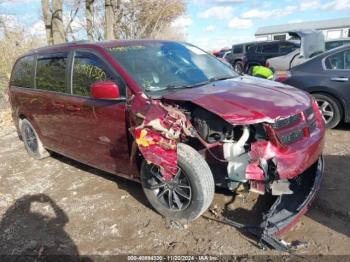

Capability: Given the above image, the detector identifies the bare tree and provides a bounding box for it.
[41,0,53,45]
[112,0,185,40]
[104,0,115,40]
[64,0,80,41]
[0,19,44,99]
[86,0,94,41]
[40,0,66,45]
[52,0,65,43]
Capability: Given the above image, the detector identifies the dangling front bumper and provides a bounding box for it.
[223,156,325,251]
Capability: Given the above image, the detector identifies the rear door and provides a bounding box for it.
[35,52,69,150]
[323,48,350,120]
[59,49,130,174]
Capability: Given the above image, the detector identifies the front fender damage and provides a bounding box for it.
[129,95,325,251]
[132,98,193,180]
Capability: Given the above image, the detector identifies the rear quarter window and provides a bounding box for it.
[233,45,243,54]
[11,56,34,88]
[324,50,350,70]
[325,41,343,51]
[36,54,67,93]
[262,43,278,53]
[279,43,298,54]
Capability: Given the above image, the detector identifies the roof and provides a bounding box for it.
[232,40,296,47]
[29,39,179,54]
[255,17,350,36]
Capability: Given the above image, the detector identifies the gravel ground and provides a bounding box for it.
[0,108,349,259]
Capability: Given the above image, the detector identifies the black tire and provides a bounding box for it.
[233,61,244,74]
[20,119,49,159]
[313,93,342,129]
[140,143,214,222]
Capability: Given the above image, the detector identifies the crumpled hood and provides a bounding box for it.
[162,76,312,125]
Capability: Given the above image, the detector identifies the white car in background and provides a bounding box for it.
[267,30,325,71]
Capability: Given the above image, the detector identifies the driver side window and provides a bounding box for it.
[72,51,126,97]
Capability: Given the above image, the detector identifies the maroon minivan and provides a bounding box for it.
[9,40,325,249]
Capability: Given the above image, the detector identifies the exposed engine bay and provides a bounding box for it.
[131,95,325,251]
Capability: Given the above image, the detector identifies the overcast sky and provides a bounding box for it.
[1,0,350,50]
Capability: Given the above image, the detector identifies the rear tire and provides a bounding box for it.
[233,61,244,74]
[20,119,49,159]
[313,93,342,129]
[141,143,214,222]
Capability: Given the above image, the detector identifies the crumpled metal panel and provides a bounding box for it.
[247,125,325,181]
[162,76,312,125]
[132,97,191,180]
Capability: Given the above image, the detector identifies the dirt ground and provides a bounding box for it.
[0,107,349,259]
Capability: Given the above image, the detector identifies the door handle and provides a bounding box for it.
[66,105,81,112]
[330,77,348,82]
[52,101,65,109]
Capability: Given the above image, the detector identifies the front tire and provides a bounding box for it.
[20,119,49,159]
[141,143,214,222]
[313,93,342,129]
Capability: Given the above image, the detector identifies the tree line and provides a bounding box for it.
[0,0,186,95]
[41,0,186,45]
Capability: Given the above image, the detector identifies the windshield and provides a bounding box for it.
[108,42,237,92]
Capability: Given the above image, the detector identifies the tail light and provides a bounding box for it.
[274,71,291,82]
[265,62,270,68]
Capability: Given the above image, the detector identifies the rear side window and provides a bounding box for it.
[11,56,34,88]
[72,51,125,97]
[325,41,343,51]
[262,44,278,53]
[36,54,67,93]
[246,45,256,52]
[233,45,243,54]
[273,34,286,41]
[325,50,350,70]
[279,43,298,54]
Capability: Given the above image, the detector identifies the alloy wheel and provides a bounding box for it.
[234,63,243,74]
[24,124,38,153]
[146,165,192,211]
[316,99,334,125]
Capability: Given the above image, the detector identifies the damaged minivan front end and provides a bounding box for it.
[108,40,326,250]
[131,79,325,249]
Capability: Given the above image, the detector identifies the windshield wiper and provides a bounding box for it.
[165,80,211,90]
[208,75,237,82]
[152,75,237,91]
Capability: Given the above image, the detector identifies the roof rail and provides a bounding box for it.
[67,40,90,44]
[29,40,92,53]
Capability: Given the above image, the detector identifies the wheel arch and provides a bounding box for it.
[233,59,243,64]
[309,90,345,121]
[17,112,47,145]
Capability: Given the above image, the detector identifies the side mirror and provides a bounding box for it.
[91,81,120,99]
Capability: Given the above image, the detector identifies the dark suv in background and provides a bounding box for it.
[231,41,299,74]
